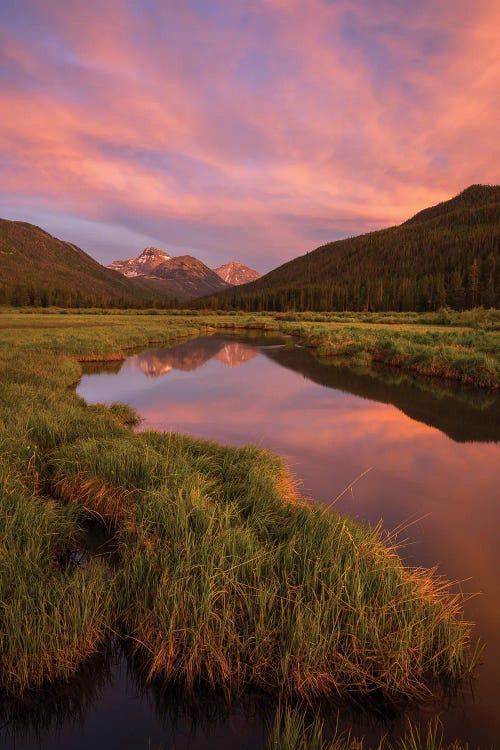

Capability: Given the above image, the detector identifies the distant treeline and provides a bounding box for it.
[0,285,179,309]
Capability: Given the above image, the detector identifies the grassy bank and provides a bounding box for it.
[54,432,471,701]
[214,308,500,389]
[0,311,476,704]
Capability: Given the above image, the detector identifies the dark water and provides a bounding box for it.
[4,333,499,748]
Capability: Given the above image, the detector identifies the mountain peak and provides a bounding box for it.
[108,247,230,298]
[214,261,261,286]
[108,246,172,277]
[138,246,171,260]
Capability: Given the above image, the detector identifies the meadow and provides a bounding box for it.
[0,308,494,742]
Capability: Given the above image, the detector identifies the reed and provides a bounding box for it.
[266,706,473,749]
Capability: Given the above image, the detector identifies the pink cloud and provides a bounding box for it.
[0,0,498,268]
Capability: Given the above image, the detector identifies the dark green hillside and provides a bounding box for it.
[404,184,500,226]
[196,185,500,312]
[0,219,172,307]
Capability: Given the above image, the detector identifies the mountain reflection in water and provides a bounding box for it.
[133,338,259,377]
[16,332,497,748]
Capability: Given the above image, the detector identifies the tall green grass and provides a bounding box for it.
[0,459,114,694]
[51,430,473,702]
[274,321,499,388]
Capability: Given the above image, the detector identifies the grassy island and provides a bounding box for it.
[0,310,482,706]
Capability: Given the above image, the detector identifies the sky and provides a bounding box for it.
[0,0,499,272]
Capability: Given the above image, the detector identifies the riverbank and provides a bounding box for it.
[216,308,500,389]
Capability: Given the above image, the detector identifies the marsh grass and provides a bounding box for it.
[0,459,114,694]
[51,431,474,702]
[275,322,499,389]
[0,311,478,704]
[266,706,474,750]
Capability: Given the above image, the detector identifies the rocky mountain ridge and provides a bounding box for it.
[108,249,261,297]
[0,218,262,305]
[213,261,261,285]
[107,247,229,299]
[108,247,172,277]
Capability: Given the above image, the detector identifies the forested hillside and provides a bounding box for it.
[0,220,171,307]
[195,185,499,312]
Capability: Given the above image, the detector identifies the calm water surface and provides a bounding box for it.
[5,333,499,748]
